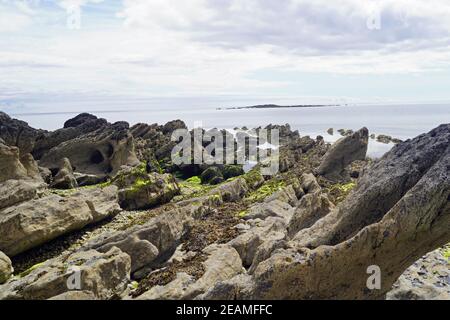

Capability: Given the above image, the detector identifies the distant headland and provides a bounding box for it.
[217,104,341,110]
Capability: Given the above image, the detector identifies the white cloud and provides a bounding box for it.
[118,0,450,53]
[1,0,450,102]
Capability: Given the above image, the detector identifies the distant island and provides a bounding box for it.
[217,104,341,110]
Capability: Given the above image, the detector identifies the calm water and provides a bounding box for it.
[9,103,450,158]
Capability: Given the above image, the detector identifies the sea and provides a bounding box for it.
[6,102,450,158]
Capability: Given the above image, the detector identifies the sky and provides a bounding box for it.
[1,0,450,113]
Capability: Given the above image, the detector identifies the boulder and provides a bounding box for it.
[50,157,78,189]
[0,247,131,300]
[317,127,369,180]
[112,167,180,210]
[0,251,13,284]
[0,185,120,256]
[200,166,224,185]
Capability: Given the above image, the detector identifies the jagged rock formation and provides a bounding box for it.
[317,127,368,180]
[0,251,13,284]
[50,157,78,189]
[1,112,140,177]
[201,124,450,300]
[0,186,121,256]
[32,113,108,159]
[39,121,140,176]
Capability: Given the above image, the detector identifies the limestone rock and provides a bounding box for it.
[0,142,28,182]
[197,274,254,300]
[112,167,180,210]
[32,113,107,159]
[0,247,130,300]
[263,185,298,207]
[136,272,194,300]
[203,124,450,299]
[229,217,288,268]
[20,153,42,181]
[0,186,120,256]
[0,112,42,155]
[300,173,321,194]
[244,199,295,222]
[0,179,46,210]
[317,127,369,180]
[287,192,335,237]
[83,209,192,273]
[137,244,243,300]
[296,123,450,249]
[39,121,139,176]
[50,157,78,189]
[0,251,13,284]
[387,277,449,300]
[200,166,224,185]
[73,172,107,187]
[48,291,97,300]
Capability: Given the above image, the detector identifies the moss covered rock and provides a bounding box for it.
[222,165,245,180]
[200,166,224,185]
[113,165,180,210]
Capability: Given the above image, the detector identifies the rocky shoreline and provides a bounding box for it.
[0,111,448,300]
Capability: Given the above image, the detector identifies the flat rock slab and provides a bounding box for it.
[0,186,120,256]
